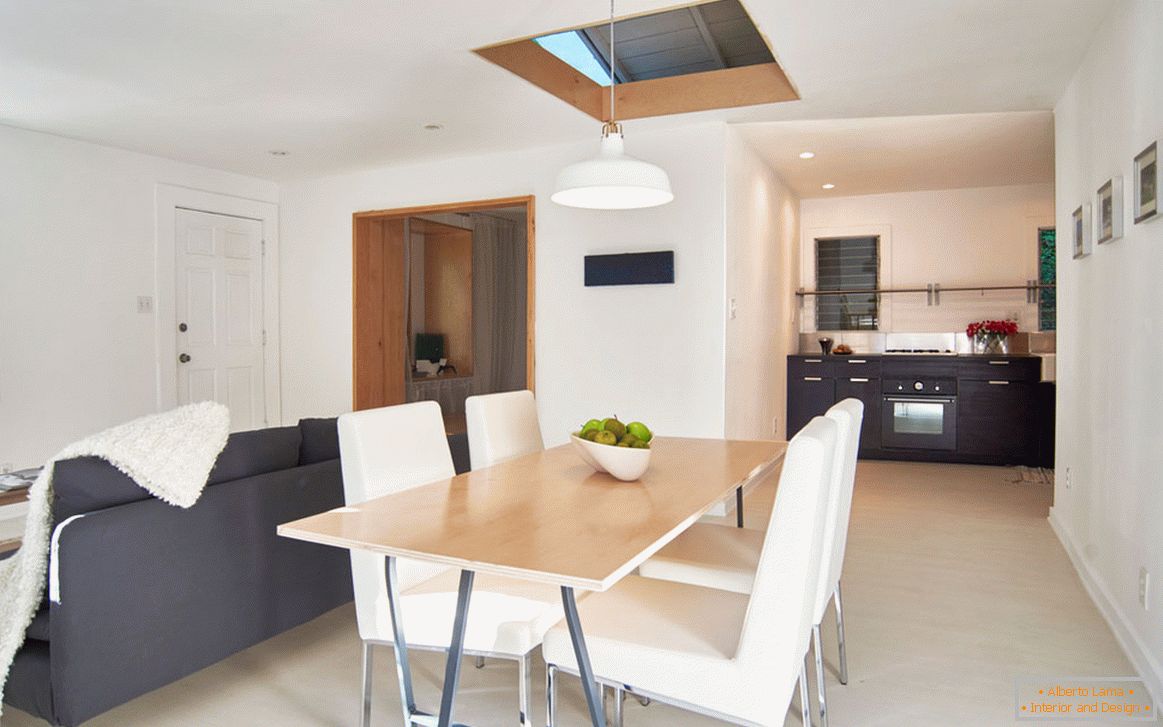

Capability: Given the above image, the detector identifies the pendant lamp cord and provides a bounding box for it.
[609,0,615,123]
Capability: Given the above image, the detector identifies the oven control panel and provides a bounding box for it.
[882,378,957,395]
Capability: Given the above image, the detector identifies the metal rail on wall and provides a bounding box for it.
[795,280,1055,305]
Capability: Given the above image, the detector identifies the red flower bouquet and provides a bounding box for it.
[966,319,1018,354]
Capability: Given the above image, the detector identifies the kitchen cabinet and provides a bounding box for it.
[957,380,1038,462]
[834,376,882,452]
[787,375,835,438]
[786,354,1051,466]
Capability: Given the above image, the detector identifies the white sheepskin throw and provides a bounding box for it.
[0,402,230,717]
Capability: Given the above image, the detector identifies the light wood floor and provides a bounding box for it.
[5,461,1135,726]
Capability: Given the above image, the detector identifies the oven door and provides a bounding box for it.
[881,396,957,450]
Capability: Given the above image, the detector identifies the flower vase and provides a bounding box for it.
[975,333,1009,355]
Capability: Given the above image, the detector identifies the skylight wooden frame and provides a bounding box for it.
[473,2,798,121]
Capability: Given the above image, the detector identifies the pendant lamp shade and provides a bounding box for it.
[552,128,673,209]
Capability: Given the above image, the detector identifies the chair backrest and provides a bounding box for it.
[337,401,455,641]
[465,390,545,470]
[733,416,837,722]
[816,398,864,619]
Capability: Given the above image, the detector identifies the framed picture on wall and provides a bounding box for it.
[1134,141,1158,224]
[1072,204,1092,259]
[1096,177,1123,243]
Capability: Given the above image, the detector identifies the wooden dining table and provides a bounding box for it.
[278,435,787,727]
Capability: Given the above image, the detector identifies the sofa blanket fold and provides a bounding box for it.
[0,402,230,717]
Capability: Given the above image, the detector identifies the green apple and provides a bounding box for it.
[580,419,602,435]
[594,430,618,446]
[626,421,652,442]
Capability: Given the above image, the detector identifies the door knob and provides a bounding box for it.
[179,353,191,363]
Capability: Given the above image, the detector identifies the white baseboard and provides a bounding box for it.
[1048,506,1163,705]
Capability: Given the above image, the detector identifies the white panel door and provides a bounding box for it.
[175,208,265,431]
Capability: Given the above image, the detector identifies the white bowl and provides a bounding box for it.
[570,434,652,482]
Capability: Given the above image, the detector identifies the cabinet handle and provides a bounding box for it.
[803,376,823,382]
[847,359,868,364]
[988,380,1010,385]
[804,359,823,363]
[988,360,1010,365]
[849,377,869,382]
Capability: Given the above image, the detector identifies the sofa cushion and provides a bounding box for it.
[54,457,152,523]
[25,607,50,642]
[207,426,302,485]
[4,639,52,720]
[298,418,340,465]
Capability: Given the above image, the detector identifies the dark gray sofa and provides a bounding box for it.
[4,417,471,726]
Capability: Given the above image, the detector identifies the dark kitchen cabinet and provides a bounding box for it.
[787,375,835,437]
[956,379,1038,463]
[835,376,881,453]
[787,354,1051,466]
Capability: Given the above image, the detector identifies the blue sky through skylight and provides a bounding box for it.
[534,31,611,86]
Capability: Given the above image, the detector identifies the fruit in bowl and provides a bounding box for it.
[570,416,653,481]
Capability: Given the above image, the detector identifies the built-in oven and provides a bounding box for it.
[881,378,957,451]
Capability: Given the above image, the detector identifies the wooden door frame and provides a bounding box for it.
[155,184,281,425]
[351,195,536,411]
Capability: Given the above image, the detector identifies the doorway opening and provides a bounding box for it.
[352,196,535,435]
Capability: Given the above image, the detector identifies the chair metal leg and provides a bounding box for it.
[561,586,607,726]
[800,657,812,727]
[834,583,849,686]
[546,664,558,727]
[436,569,475,727]
[518,653,533,727]
[736,486,745,528]
[813,624,828,727]
[361,641,374,727]
[612,687,625,727]
[475,656,487,669]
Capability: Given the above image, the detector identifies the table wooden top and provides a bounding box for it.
[278,437,786,591]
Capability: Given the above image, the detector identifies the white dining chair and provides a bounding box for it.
[465,389,545,470]
[339,401,564,727]
[541,416,839,727]
[635,399,863,727]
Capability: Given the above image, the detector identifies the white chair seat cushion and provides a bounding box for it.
[385,569,565,656]
[542,575,755,720]
[637,523,762,595]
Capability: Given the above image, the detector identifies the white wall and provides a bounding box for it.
[0,124,277,467]
[1049,0,1163,702]
[724,127,799,440]
[799,183,1054,335]
[279,123,728,445]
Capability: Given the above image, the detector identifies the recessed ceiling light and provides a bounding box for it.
[268,150,289,156]
[423,123,445,132]
[821,183,835,190]
[799,151,816,159]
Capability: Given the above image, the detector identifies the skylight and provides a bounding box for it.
[534,31,612,86]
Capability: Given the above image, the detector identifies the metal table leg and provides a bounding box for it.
[386,556,427,726]
[735,486,745,528]
[560,586,607,727]
[437,569,476,727]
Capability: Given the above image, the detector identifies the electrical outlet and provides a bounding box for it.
[1140,568,1150,610]
[137,296,154,314]
[1065,466,1072,489]
[772,416,779,437]
[728,297,738,320]
[0,462,12,474]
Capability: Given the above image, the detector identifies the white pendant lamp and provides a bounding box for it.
[552,0,673,210]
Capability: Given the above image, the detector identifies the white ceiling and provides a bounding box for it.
[738,111,1056,198]
[0,0,1114,180]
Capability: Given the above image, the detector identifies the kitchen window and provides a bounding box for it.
[815,236,879,330]
[1038,227,1056,331]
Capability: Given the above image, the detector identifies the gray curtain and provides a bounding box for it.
[472,215,527,395]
